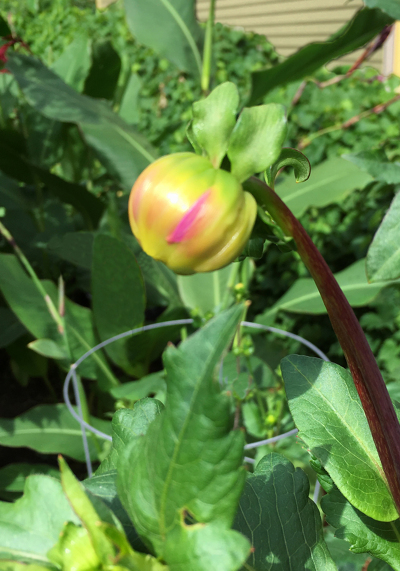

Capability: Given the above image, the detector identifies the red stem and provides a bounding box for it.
[245,176,400,517]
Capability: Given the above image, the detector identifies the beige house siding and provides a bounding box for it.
[197,0,384,71]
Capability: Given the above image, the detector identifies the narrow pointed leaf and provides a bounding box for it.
[7,53,157,189]
[249,8,393,104]
[124,0,203,76]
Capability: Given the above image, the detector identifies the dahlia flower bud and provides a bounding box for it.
[128,153,257,275]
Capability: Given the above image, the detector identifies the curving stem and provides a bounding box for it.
[244,175,400,518]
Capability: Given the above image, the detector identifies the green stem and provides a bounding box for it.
[201,0,216,93]
[244,176,400,517]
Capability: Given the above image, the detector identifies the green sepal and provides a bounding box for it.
[265,147,311,189]
[189,82,239,168]
[227,103,287,183]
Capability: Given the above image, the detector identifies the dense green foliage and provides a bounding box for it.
[1,0,400,569]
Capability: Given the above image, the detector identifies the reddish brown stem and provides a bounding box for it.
[245,176,400,517]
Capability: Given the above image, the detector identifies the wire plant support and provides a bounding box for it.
[63,319,329,500]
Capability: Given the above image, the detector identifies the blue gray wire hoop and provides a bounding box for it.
[63,319,329,502]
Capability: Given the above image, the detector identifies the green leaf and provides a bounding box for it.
[84,40,121,100]
[364,0,400,19]
[275,157,373,218]
[28,338,69,360]
[234,453,337,570]
[124,0,203,77]
[265,147,311,189]
[52,34,91,92]
[110,372,166,402]
[228,104,287,183]
[0,308,25,349]
[322,487,400,570]
[257,259,394,322]
[119,73,141,125]
[0,254,61,342]
[164,523,249,571]
[0,132,105,228]
[366,192,400,283]
[0,463,60,495]
[59,458,115,563]
[117,306,246,558]
[249,8,394,104]
[190,82,239,168]
[84,470,146,551]
[0,403,111,462]
[177,264,233,314]
[0,172,28,211]
[63,297,120,390]
[47,232,94,269]
[0,475,79,564]
[343,151,400,185]
[0,15,11,36]
[281,356,397,521]
[92,234,146,373]
[7,53,157,190]
[97,399,164,475]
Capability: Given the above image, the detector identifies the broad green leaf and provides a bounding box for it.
[324,528,370,570]
[265,147,311,189]
[47,522,100,571]
[234,453,337,570]
[249,8,393,104]
[257,259,394,323]
[281,356,397,521]
[24,109,65,170]
[0,403,111,462]
[110,372,166,402]
[164,523,249,571]
[0,463,60,495]
[367,192,400,283]
[84,40,121,100]
[364,0,400,19]
[191,82,239,168]
[97,399,164,475]
[228,104,287,183]
[92,234,146,373]
[84,470,146,551]
[177,264,233,314]
[0,131,105,228]
[369,560,396,570]
[28,338,69,360]
[52,34,91,91]
[7,53,157,190]
[124,0,203,76]
[343,151,400,185]
[117,306,246,557]
[275,157,373,218]
[0,562,49,571]
[0,308,25,349]
[0,475,79,564]
[47,232,94,269]
[322,487,400,570]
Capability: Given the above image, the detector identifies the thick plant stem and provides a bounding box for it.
[244,176,400,517]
